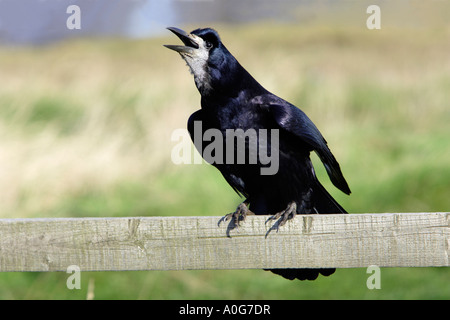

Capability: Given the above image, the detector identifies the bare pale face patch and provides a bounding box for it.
[178,34,212,93]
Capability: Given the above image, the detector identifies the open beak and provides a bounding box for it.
[164,27,200,54]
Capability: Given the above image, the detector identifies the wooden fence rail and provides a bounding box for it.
[0,213,448,272]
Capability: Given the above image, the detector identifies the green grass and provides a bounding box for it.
[0,22,449,299]
[1,267,448,300]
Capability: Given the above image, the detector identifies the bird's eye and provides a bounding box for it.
[205,41,213,49]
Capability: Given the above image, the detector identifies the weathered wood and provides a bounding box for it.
[0,213,448,272]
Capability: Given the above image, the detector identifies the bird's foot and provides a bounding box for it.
[219,202,253,227]
[265,201,297,236]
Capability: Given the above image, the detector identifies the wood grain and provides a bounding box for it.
[0,213,448,272]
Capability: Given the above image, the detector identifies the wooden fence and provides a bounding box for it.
[0,212,448,272]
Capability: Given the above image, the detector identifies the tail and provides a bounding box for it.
[267,267,336,281]
[311,181,348,215]
[267,182,347,281]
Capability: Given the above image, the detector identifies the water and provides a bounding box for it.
[1,0,446,45]
[0,0,307,45]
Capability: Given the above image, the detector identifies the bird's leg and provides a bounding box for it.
[219,200,253,227]
[266,201,297,229]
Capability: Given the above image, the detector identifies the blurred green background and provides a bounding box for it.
[0,2,449,299]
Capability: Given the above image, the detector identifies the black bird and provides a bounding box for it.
[165,27,351,281]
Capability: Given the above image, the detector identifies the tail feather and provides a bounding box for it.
[266,268,335,281]
[312,181,347,214]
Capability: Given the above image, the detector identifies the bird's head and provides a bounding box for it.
[164,27,243,95]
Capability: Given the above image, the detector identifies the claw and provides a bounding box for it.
[265,201,297,237]
[218,201,253,227]
[266,201,297,226]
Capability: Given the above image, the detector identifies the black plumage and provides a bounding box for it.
[165,27,350,281]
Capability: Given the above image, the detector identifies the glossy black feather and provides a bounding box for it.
[173,27,351,281]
